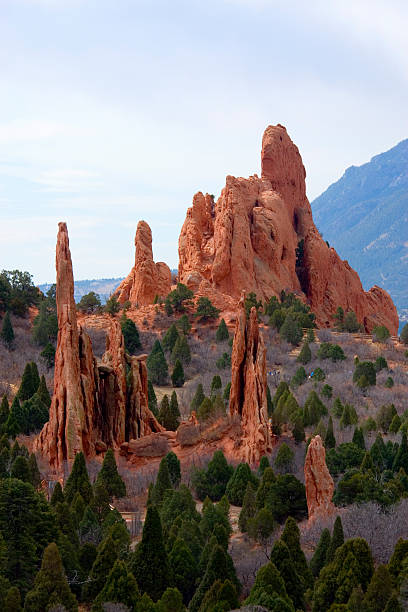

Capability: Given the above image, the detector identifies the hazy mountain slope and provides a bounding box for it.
[39,278,124,304]
[312,138,408,320]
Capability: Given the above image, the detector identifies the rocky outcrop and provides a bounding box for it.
[304,435,335,521]
[114,221,172,306]
[35,223,162,471]
[178,124,398,333]
[229,294,272,464]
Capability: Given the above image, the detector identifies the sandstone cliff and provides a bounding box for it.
[114,220,171,306]
[304,435,335,521]
[178,125,398,333]
[35,223,161,471]
[229,294,272,463]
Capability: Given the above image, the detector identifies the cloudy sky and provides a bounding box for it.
[0,0,407,284]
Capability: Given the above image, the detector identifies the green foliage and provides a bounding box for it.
[166,283,193,313]
[326,442,365,476]
[1,312,14,348]
[373,325,391,342]
[197,397,214,421]
[281,516,313,589]
[148,380,158,416]
[339,404,358,429]
[325,416,336,449]
[297,341,311,364]
[104,294,120,315]
[17,362,39,401]
[96,449,126,499]
[238,482,257,532]
[393,432,408,473]
[248,507,276,544]
[162,323,179,352]
[352,426,365,450]
[341,310,362,333]
[245,560,293,610]
[158,392,180,431]
[401,323,408,344]
[322,384,333,399]
[77,291,101,313]
[374,355,388,372]
[10,455,31,483]
[216,318,229,342]
[270,539,304,609]
[244,292,263,318]
[165,451,181,488]
[364,564,393,612]
[168,538,198,604]
[40,343,55,369]
[353,361,376,386]
[37,376,51,407]
[386,376,395,388]
[92,559,140,611]
[303,391,327,427]
[216,352,231,370]
[0,270,39,317]
[32,297,57,347]
[292,417,305,444]
[280,314,303,346]
[50,482,64,506]
[152,457,173,506]
[171,334,191,365]
[318,343,346,362]
[82,535,118,602]
[310,528,331,577]
[191,383,205,413]
[199,579,239,612]
[64,452,93,505]
[24,542,77,612]
[275,443,294,473]
[264,474,308,523]
[326,516,344,563]
[195,297,220,322]
[225,463,258,506]
[210,375,222,398]
[290,366,307,388]
[377,404,397,432]
[147,340,168,385]
[172,359,185,387]
[192,450,233,501]
[131,505,170,601]
[121,315,142,353]
[177,314,191,335]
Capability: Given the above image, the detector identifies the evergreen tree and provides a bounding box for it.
[326,516,344,563]
[36,376,51,408]
[71,492,86,528]
[64,452,93,505]
[165,451,181,488]
[130,505,170,601]
[1,312,14,349]
[297,341,312,364]
[162,323,179,353]
[364,565,393,612]
[50,482,64,506]
[303,391,327,427]
[96,449,126,499]
[199,579,239,612]
[189,544,239,612]
[256,467,276,509]
[197,397,214,421]
[216,319,229,342]
[310,528,331,577]
[40,343,55,370]
[383,594,403,612]
[147,340,168,385]
[177,314,191,335]
[223,381,231,403]
[168,538,198,605]
[238,482,257,533]
[171,359,185,388]
[393,432,408,473]
[0,395,9,425]
[24,543,77,612]
[82,536,117,602]
[270,539,304,609]
[389,414,402,433]
[104,295,120,316]
[292,417,305,444]
[153,457,173,505]
[10,455,31,482]
[4,585,22,612]
[191,383,205,413]
[195,296,220,322]
[281,516,313,589]
[226,463,258,506]
[325,416,336,449]
[28,453,41,489]
[121,316,141,354]
[18,363,37,401]
[78,542,97,577]
[280,314,303,346]
[245,561,292,610]
[90,481,110,523]
[171,335,191,365]
[159,393,180,431]
[91,559,140,612]
[275,443,294,473]
[148,380,158,416]
[258,455,270,476]
[210,375,222,398]
[352,427,366,450]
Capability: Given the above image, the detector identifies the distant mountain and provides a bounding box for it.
[312,138,408,322]
[39,278,124,304]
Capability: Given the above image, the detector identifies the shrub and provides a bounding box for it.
[353,361,376,386]
[105,295,120,316]
[171,360,185,388]
[290,367,307,389]
[77,291,101,314]
[147,341,168,385]
[385,377,394,388]
[374,356,388,372]
[275,443,294,473]
[373,326,390,343]
[120,316,141,353]
[216,319,229,343]
[166,283,193,313]
[297,342,311,365]
[317,343,346,362]
[195,297,220,322]
[280,314,303,346]
[322,384,333,399]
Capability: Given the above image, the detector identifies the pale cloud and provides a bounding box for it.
[34,169,102,192]
[0,119,65,144]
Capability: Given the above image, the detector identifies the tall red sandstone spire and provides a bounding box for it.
[304,435,335,521]
[178,124,398,333]
[114,220,172,305]
[229,294,272,464]
[34,222,88,469]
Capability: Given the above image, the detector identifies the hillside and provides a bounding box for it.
[39,277,124,303]
[312,138,408,322]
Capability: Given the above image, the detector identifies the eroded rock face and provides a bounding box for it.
[178,124,398,333]
[304,435,335,521]
[229,295,272,464]
[114,221,171,305]
[35,223,162,471]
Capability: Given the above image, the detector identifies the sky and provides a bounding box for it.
[0,0,407,284]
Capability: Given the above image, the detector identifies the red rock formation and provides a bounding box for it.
[178,124,398,333]
[304,435,335,521]
[35,223,162,471]
[114,221,171,306]
[229,294,272,464]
